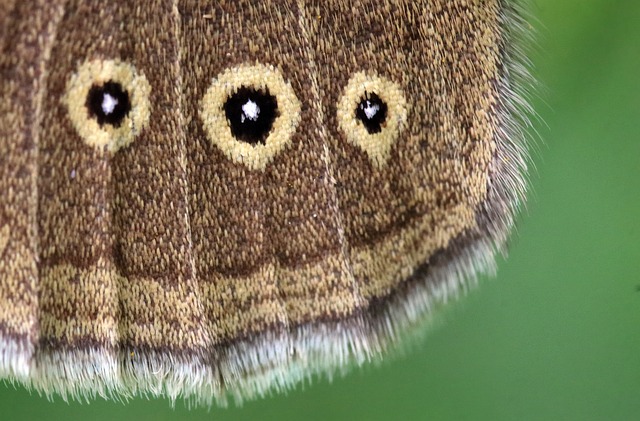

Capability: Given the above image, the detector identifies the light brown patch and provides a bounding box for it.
[0,225,9,257]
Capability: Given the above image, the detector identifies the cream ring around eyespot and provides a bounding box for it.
[64,59,151,153]
[337,72,408,168]
[200,63,301,171]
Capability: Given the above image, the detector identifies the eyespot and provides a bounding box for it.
[337,72,408,167]
[355,92,388,134]
[223,86,278,145]
[200,64,301,171]
[86,81,131,127]
[64,59,151,153]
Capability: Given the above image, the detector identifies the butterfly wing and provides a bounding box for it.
[0,0,532,405]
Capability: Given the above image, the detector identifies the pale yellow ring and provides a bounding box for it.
[200,63,301,171]
[64,59,151,153]
[337,72,408,168]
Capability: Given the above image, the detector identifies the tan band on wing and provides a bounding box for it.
[35,202,473,348]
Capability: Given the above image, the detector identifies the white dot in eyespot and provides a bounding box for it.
[241,99,260,123]
[361,100,380,120]
[101,93,119,115]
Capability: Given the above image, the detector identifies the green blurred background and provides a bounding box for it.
[2,0,639,419]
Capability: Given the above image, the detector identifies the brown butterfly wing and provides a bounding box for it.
[1,0,64,380]
[0,0,531,405]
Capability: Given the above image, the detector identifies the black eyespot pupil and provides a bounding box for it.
[355,92,387,134]
[224,86,278,145]
[86,81,131,127]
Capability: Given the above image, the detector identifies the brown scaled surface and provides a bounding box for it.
[0,0,529,405]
